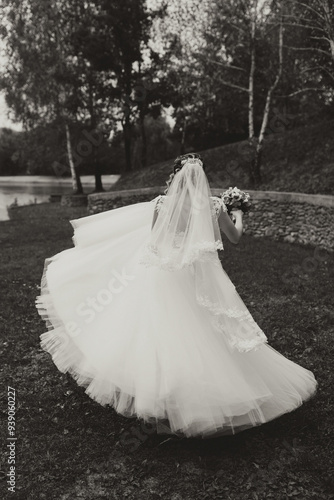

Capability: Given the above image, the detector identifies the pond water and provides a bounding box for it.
[0,175,120,221]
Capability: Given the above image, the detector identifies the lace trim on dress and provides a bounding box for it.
[197,293,268,352]
[156,195,227,218]
[140,240,224,271]
[150,193,265,352]
[155,195,166,213]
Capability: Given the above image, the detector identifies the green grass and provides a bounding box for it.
[111,119,334,195]
[0,202,333,499]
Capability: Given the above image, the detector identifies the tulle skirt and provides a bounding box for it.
[36,199,317,438]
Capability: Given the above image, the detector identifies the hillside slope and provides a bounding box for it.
[111,119,334,195]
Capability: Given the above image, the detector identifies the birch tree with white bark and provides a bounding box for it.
[282,0,334,94]
[199,0,286,184]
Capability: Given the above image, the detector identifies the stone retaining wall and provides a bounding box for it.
[61,194,88,207]
[88,187,164,213]
[243,199,333,249]
[88,188,334,251]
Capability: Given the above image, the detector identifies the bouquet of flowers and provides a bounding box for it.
[220,187,252,223]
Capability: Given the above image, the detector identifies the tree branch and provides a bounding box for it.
[293,1,327,22]
[283,45,331,57]
[218,78,249,93]
[310,36,331,42]
[309,64,334,81]
[277,20,324,31]
[205,58,246,72]
[228,22,247,34]
[277,87,322,97]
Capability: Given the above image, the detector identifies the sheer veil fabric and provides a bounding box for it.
[141,158,223,269]
[35,158,317,438]
[141,158,268,353]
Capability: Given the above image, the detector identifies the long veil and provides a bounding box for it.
[141,157,267,353]
[141,158,224,270]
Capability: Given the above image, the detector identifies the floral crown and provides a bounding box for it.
[174,157,203,174]
[165,156,203,193]
[180,157,203,167]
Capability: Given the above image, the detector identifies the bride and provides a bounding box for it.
[36,152,317,438]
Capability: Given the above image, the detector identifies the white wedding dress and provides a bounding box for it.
[36,165,317,438]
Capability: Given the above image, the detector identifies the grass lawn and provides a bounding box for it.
[0,202,333,500]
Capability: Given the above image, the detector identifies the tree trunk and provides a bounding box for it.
[65,122,83,194]
[251,2,284,185]
[181,118,187,155]
[247,5,256,184]
[139,108,147,169]
[123,115,132,172]
[88,75,104,192]
[251,140,263,184]
[321,0,334,63]
[122,63,133,172]
[94,152,103,192]
[248,15,256,140]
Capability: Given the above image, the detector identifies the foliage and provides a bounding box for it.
[0,0,334,181]
[0,127,23,175]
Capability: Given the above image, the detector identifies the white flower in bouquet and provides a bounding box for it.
[220,187,252,222]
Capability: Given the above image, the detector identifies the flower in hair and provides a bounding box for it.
[181,158,203,167]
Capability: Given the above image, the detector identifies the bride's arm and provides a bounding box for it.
[218,209,243,244]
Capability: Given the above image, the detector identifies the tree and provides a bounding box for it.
[196,0,287,184]
[68,0,121,188]
[148,0,215,154]
[282,0,334,96]
[0,0,84,192]
[74,0,157,173]
[0,128,22,175]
